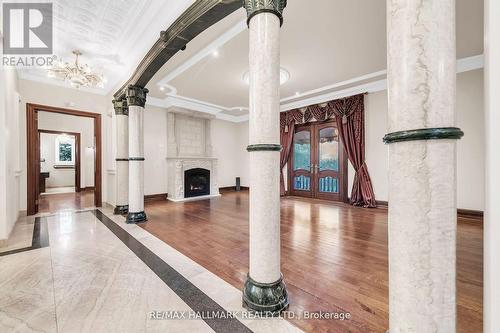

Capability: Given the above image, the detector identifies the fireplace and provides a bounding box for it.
[184,168,210,198]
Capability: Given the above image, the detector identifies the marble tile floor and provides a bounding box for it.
[0,209,302,333]
[0,216,35,254]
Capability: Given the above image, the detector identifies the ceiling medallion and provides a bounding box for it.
[243,67,290,86]
[48,50,105,88]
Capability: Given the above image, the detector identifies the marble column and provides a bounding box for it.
[484,0,500,331]
[112,99,129,215]
[242,0,288,314]
[126,85,148,224]
[384,1,463,331]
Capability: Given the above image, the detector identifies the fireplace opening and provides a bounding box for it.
[184,168,210,198]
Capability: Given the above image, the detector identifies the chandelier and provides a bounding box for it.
[48,50,104,88]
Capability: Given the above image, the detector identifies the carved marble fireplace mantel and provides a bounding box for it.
[166,109,220,202]
[167,157,219,202]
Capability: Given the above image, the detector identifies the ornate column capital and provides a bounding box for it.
[126,85,149,108]
[243,0,287,26]
[112,98,128,116]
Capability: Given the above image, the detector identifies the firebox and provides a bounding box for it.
[184,168,210,198]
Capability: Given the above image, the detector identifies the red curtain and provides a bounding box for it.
[280,94,376,207]
[329,94,377,207]
[280,113,295,196]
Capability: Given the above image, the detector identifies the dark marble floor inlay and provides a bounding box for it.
[0,217,49,257]
[92,210,253,333]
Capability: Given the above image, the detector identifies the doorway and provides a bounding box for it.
[288,120,348,201]
[38,129,81,195]
[27,104,102,215]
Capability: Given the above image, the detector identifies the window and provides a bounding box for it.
[55,134,75,166]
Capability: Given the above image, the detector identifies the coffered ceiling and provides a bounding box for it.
[16,0,195,95]
[145,0,484,122]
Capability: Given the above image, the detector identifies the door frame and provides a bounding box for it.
[38,129,81,192]
[288,120,349,202]
[27,103,102,215]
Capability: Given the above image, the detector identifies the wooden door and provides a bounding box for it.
[289,120,348,202]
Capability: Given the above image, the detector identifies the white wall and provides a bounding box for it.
[360,69,485,210]
[456,70,484,210]
[40,133,76,188]
[18,79,110,210]
[38,111,95,188]
[0,68,21,240]
[236,121,250,187]
[144,106,168,195]
[212,119,248,187]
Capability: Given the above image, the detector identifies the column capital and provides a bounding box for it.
[112,98,128,116]
[126,85,149,108]
[243,0,287,26]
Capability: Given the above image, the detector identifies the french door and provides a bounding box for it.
[288,120,348,201]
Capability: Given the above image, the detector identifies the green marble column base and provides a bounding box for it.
[242,274,289,315]
[126,211,147,224]
[114,205,128,215]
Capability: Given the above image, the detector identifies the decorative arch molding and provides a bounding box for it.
[113,0,242,100]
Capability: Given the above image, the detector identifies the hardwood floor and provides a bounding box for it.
[38,189,95,213]
[139,191,482,333]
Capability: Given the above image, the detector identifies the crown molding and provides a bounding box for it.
[145,54,484,122]
[281,54,484,111]
[157,20,246,86]
[281,79,387,111]
[145,93,248,122]
[280,70,387,103]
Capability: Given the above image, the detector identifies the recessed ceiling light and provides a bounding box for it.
[212,50,219,57]
[159,86,165,91]
[243,67,290,85]
[295,92,300,96]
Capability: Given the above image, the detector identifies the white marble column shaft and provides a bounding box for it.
[484,0,500,331]
[248,13,281,284]
[387,0,457,331]
[115,113,129,212]
[128,105,145,218]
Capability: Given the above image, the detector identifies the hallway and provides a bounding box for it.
[38,190,95,214]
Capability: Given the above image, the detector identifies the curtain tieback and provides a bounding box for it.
[356,162,367,173]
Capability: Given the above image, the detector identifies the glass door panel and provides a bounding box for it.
[290,128,313,197]
[319,127,339,172]
[315,124,341,200]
